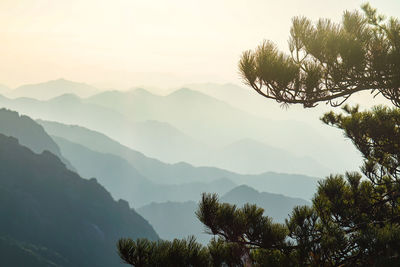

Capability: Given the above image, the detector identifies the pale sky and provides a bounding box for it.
[0,0,399,89]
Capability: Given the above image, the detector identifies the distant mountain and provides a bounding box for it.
[0,134,158,266]
[138,201,210,244]
[85,87,361,175]
[39,120,217,184]
[182,83,324,121]
[39,120,319,200]
[138,185,310,245]
[8,78,98,100]
[38,119,164,177]
[52,136,151,204]
[1,79,361,175]
[125,120,204,163]
[0,94,203,164]
[210,138,331,176]
[52,135,236,207]
[86,87,268,146]
[0,84,10,94]
[221,185,310,222]
[0,108,74,171]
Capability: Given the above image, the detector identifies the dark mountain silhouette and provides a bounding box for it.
[39,120,319,200]
[0,108,75,171]
[0,134,158,266]
[9,78,98,100]
[0,236,68,267]
[138,185,310,245]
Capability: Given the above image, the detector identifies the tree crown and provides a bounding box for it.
[239,4,400,108]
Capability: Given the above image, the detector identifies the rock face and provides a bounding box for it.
[0,134,158,267]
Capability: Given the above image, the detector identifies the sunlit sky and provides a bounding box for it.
[1,0,399,89]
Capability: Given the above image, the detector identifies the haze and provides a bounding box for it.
[1,0,399,89]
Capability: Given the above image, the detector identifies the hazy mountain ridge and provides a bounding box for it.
[8,79,99,100]
[0,94,203,164]
[0,108,75,171]
[52,135,236,207]
[221,184,310,222]
[0,80,360,177]
[137,201,208,243]
[0,133,158,266]
[19,89,332,177]
[211,138,331,176]
[0,84,10,94]
[51,136,151,205]
[138,184,310,245]
[84,86,359,175]
[39,120,320,200]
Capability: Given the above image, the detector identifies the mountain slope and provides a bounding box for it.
[9,78,98,100]
[38,119,208,184]
[0,134,158,266]
[0,236,68,267]
[53,135,236,207]
[51,136,151,203]
[0,108,74,171]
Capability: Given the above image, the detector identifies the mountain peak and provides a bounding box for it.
[131,87,153,95]
[225,184,259,196]
[11,79,98,100]
[167,87,202,97]
[49,93,81,102]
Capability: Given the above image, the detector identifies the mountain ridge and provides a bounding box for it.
[0,108,75,171]
[39,119,320,200]
[138,184,310,245]
[9,78,98,100]
[0,133,158,266]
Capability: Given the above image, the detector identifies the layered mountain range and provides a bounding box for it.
[0,79,362,265]
[0,133,158,266]
[0,79,362,177]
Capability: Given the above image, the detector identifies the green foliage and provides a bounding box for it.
[196,193,288,250]
[117,236,210,267]
[239,4,400,107]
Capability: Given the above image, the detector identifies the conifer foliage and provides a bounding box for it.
[239,4,400,108]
